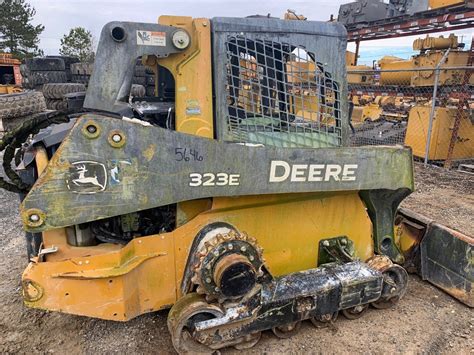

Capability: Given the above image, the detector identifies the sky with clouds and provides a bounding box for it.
[28,0,472,64]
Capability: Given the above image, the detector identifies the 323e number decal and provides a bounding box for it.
[189,173,240,187]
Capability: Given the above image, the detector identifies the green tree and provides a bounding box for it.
[0,0,44,59]
[60,27,95,62]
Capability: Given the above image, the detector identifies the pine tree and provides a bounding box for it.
[60,27,95,63]
[0,0,44,60]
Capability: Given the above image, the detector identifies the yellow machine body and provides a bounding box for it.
[346,50,356,66]
[412,50,474,86]
[23,189,373,321]
[347,65,375,84]
[378,56,413,85]
[405,105,474,160]
[351,103,383,125]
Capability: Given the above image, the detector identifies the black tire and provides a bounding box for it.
[146,74,155,86]
[45,99,67,111]
[145,86,155,97]
[46,55,79,69]
[0,91,47,120]
[71,74,91,85]
[70,62,93,75]
[43,83,86,99]
[45,98,56,110]
[132,76,146,86]
[25,57,65,71]
[27,71,68,86]
[134,65,146,77]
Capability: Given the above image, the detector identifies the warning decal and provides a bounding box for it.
[136,30,166,46]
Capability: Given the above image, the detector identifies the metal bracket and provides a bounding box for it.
[37,245,59,262]
[318,236,355,265]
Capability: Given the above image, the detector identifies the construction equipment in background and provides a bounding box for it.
[1,16,418,353]
[405,105,474,160]
[0,53,22,94]
[347,65,376,84]
[338,0,469,27]
[377,34,472,86]
[348,34,473,165]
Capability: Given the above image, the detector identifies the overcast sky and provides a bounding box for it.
[28,0,472,64]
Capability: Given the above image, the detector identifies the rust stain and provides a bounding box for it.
[143,144,156,161]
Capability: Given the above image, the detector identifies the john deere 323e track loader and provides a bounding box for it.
[9,16,420,352]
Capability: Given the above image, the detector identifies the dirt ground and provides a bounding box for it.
[0,161,473,354]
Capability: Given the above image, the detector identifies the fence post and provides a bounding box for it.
[424,49,451,166]
[445,38,474,169]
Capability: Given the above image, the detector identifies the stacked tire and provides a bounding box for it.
[46,56,80,82]
[131,60,147,97]
[0,91,47,132]
[21,58,68,90]
[42,83,86,110]
[145,67,156,97]
[70,62,93,86]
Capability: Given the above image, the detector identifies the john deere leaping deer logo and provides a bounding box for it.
[66,161,107,194]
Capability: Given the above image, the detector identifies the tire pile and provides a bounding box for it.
[42,83,86,111]
[69,58,152,97]
[20,56,81,91]
[0,91,47,132]
[145,66,156,97]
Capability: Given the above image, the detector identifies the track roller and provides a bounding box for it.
[310,312,338,328]
[341,304,369,320]
[272,321,302,339]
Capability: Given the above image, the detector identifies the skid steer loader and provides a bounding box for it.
[2,15,462,353]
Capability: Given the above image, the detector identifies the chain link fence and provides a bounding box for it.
[348,66,473,169]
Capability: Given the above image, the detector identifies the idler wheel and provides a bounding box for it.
[372,264,408,309]
[213,253,257,299]
[272,321,302,339]
[167,293,224,354]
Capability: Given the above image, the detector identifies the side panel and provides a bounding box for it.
[23,191,373,321]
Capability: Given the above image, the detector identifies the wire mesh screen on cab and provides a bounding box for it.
[224,35,342,148]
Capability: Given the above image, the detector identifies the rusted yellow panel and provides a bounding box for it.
[405,105,474,160]
[412,51,474,86]
[23,192,373,321]
[23,232,176,321]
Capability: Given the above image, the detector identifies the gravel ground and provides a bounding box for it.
[0,156,473,354]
